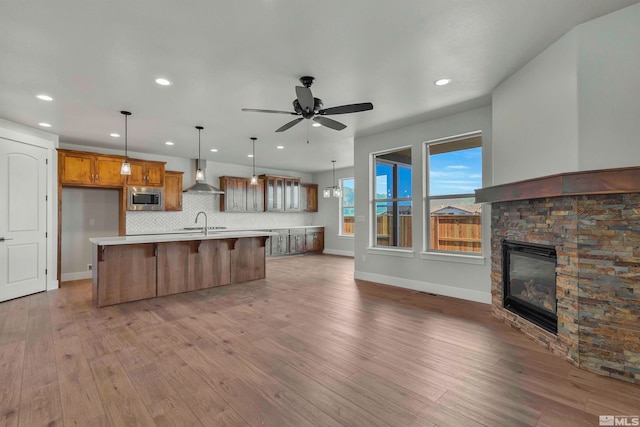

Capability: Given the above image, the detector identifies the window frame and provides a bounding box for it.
[370,146,413,249]
[338,177,355,237]
[423,131,483,258]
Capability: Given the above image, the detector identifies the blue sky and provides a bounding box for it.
[374,147,482,198]
[429,147,482,196]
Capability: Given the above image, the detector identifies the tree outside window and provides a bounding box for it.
[426,135,482,253]
[373,148,412,248]
[339,178,354,236]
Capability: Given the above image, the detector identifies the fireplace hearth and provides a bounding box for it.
[502,241,557,334]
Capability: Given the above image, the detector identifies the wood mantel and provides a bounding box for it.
[475,166,640,203]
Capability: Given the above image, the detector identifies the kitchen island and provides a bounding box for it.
[89,231,277,307]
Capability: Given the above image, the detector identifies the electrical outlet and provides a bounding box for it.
[87,264,92,271]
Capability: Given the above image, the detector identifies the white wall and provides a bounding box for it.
[353,106,492,303]
[492,3,640,184]
[577,3,640,170]
[492,29,579,185]
[314,166,355,257]
[0,118,59,290]
[61,188,119,280]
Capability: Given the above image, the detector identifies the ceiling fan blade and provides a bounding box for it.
[295,86,314,112]
[320,102,373,115]
[275,117,304,132]
[242,108,297,115]
[313,116,347,131]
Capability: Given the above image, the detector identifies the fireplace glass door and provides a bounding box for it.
[503,241,557,333]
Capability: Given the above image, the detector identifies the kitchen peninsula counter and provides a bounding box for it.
[90,231,278,307]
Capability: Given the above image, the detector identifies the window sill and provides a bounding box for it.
[367,247,415,258]
[338,235,354,239]
[420,251,485,265]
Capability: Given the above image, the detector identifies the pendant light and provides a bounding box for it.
[323,160,342,198]
[120,111,132,175]
[195,126,205,181]
[250,137,258,185]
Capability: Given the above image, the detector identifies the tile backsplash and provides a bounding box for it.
[126,193,317,234]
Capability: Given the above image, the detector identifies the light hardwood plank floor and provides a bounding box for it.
[1,254,638,427]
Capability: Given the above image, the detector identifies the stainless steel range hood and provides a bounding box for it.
[183,160,224,194]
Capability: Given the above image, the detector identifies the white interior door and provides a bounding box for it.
[0,138,47,302]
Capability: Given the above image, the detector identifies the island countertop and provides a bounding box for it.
[90,230,279,246]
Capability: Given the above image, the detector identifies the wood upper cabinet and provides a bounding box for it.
[262,175,302,212]
[301,183,318,212]
[246,178,265,212]
[58,149,124,187]
[127,160,165,187]
[220,176,247,212]
[284,178,301,211]
[164,170,183,211]
[262,175,285,212]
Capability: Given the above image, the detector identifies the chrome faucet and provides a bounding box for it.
[195,211,208,236]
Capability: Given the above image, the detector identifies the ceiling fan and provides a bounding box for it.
[242,76,373,132]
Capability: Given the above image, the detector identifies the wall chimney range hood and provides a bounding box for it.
[183,160,224,194]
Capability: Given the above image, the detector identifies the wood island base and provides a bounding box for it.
[91,235,269,307]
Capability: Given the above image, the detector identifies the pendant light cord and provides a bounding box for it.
[332,160,336,188]
[124,114,128,160]
[252,138,256,175]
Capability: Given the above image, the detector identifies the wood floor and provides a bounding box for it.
[1,255,638,427]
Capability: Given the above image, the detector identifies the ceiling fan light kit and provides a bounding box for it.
[242,76,373,134]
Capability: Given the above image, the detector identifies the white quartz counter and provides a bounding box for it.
[90,230,279,246]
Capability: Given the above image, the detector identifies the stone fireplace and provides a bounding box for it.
[476,167,640,385]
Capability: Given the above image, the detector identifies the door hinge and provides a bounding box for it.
[45,269,48,275]
[45,232,48,238]
[46,158,49,165]
[45,195,48,201]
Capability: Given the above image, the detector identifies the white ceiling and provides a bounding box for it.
[1,0,638,173]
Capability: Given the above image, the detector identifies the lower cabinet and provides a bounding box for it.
[305,228,325,253]
[270,230,289,256]
[266,227,324,257]
[289,230,306,254]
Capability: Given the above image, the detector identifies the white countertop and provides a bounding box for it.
[90,230,279,246]
[126,225,325,237]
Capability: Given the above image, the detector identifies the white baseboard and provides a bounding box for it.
[61,271,92,282]
[322,249,355,257]
[354,270,491,304]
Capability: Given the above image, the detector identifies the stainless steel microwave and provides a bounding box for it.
[127,187,163,211]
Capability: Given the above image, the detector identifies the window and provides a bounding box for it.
[373,148,412,248]
[426,134,482,254]
[339,178,354,236]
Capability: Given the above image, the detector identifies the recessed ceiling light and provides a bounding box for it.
[276,145,284,149]
[110,133,120,137]
[155,78,171,86]
[165,141,174,145]
[36,94,53,101]
[38,122,52,127]
[312,122,322,127]
[434,78,452,86]
[247,154,254,158]
[210,148,218,152]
